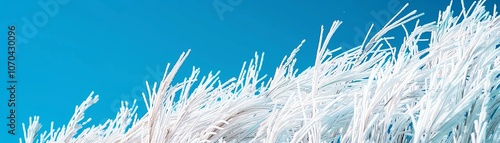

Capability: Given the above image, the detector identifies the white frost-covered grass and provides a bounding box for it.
[21,0,500,142]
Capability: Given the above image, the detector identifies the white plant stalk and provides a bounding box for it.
[21,0,500,142]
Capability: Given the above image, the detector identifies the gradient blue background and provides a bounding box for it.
[0,0,497,142]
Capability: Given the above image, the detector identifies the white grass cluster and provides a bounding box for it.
[21,0,500,142]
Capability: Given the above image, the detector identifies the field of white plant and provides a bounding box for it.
[21,0,500,142]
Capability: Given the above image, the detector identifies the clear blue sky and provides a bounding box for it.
[0,0,496,142]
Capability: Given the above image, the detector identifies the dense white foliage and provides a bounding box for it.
[21,0,500,142]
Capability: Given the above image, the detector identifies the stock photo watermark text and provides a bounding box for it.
[213,0,243,21]
[17,0,70,48]
[6,25,17,136]
[340,0,402,48]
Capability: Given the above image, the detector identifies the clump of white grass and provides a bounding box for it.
[21,0,500,142]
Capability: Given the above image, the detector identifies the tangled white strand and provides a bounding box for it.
[21,0,500,142]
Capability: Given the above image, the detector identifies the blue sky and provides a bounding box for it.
[0,0,497,142]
